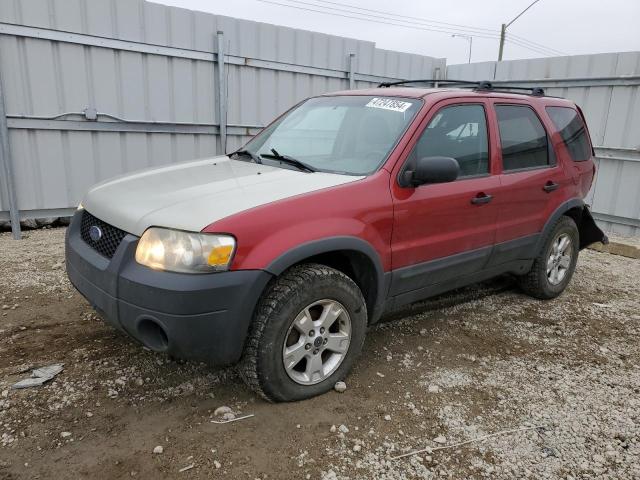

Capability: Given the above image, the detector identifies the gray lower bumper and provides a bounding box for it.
[65,211,272,366]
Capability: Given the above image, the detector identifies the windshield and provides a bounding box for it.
[239,95,422,175]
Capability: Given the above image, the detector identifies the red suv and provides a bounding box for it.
[66,80,607,402]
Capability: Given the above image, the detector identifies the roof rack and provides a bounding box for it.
[377,79,545,97]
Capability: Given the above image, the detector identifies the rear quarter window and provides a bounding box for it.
[546,106,592,161]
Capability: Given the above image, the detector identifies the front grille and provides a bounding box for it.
[80,211,128,259]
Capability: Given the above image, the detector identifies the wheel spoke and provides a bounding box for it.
[558,254,571,269]
[305,353,324,382]
[318,302,343,329]
[557,269,566,282]
[324,332,349,354]
[283,341,307,371]
[546,255,555,273]
[292,308,312,333]
[558,236,570,254]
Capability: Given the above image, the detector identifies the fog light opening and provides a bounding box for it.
[137,318,169,352]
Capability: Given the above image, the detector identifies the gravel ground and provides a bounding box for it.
[0,227,638,480]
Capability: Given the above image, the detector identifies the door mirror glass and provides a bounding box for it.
[405,156,460,186]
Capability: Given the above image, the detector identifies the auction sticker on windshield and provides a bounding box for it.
[365,97,413,113]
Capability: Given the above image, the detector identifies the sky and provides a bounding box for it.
[151,0,640,65]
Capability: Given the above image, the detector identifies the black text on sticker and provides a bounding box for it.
[365,98,412,113]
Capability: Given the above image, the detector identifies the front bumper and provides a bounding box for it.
[65,211,272,366]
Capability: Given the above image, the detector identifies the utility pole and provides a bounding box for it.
[498,24,506,61]
[497,0,541,61]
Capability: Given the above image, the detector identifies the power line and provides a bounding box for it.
[311,0,565,56]
[308,0,499,34]
[256,0,565,58]
[507,32,566,56]
[256,0,500,39]
[504,36,562,57]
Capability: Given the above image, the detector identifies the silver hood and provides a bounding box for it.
[82,156,363,236]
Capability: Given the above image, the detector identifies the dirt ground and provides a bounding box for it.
[0,228,638,480]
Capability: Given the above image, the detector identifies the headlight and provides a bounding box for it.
[135,228,236,273]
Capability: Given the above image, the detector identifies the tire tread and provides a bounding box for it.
[238,263,365,402]
[517,215,578,299]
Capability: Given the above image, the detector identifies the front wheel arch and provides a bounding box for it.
[264,237,387,324]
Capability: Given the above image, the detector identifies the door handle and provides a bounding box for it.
[471,192,493,205]
[543,181,559,192]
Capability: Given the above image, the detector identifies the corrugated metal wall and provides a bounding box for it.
[2,1,638,238]
[447,52,640,236]
[0,0,445,226]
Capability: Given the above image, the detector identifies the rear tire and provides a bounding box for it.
[239,263,367,402]
[517,216,579,299]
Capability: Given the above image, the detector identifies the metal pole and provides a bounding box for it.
[0,73,21,239]
[452,34,473,64]
[498,23,506,61]
[506,0,541,28]
[498,0,541,61]
[348,53,355,90]
[216,31,227,155]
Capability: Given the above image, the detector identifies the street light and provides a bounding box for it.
[451,34,473,64]
[498,0,541,61]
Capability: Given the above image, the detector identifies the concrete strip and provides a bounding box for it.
[588,240,640,259]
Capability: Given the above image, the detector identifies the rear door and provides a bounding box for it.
[389,98,500,296]
[487,101,567,265]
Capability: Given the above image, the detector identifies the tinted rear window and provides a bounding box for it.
[495,105,549,171]
[546,106,592,161]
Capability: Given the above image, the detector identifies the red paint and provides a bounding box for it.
[204,88,595,273]
[388,97,500,269]
[206,172,395,272]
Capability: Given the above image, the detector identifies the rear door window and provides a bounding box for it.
[495,105,549,171]
[546,106,592,161]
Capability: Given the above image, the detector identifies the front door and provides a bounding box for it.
[389,99,500,297]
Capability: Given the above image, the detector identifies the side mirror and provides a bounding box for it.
[402,156,460,187]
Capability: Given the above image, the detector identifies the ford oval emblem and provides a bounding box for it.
[89,225,103,242]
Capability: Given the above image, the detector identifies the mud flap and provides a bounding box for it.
[579,206,609,249]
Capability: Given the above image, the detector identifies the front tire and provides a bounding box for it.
[239,264,367,402]
[517,216,579,299]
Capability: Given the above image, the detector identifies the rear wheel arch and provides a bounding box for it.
[535,198,607,255]
[264,237,387,324]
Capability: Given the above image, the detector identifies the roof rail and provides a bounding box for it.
[377,78,545,97]
[378,79,480,88]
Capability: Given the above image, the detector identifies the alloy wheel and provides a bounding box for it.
[547,233,573,285]
[282,299,351,385]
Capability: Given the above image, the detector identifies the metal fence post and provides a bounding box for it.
[348,53,356,90]
[0,74,21,239]
[216,31,227,155]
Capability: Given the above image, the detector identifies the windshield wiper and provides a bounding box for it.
[232,149,262,164]
[260,148,316,173]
